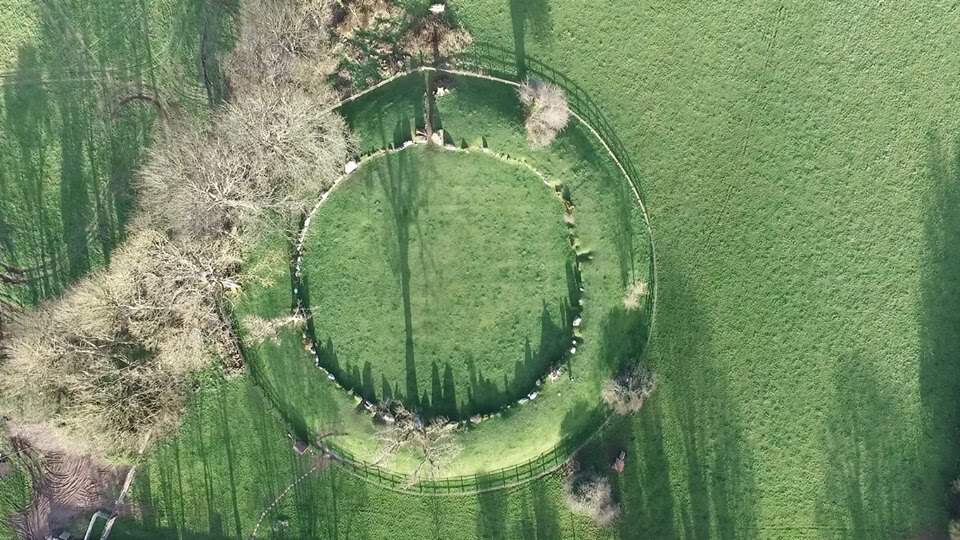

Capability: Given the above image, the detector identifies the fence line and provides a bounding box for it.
[289,48,659,495]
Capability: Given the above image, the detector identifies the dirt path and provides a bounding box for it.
[8,438,124,540]
[248,453,333,540]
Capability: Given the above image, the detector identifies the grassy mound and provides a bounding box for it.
[301,146,575,417]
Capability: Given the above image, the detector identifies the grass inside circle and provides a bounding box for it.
[301,145,576,418]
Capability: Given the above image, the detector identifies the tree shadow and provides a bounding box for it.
[574,270,755,539]
[661,273,758,539]
[375,148,426,408]
[563,124,639,288]
[813,355,913,539]
[0,0,224,305]
[3,45,60,302]
[598,304,651,375]
[339,72,427,153]
[612,399,677,539]
[508,0,553,78]
[476,481,510,539]
[921,129,960,500]
[168,0,239,106]
[791,131,960,538]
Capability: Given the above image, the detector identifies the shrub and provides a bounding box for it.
[0,231,230,457]
[602,367,656,415]
[951,519,960,540]
[241,314,306,345]
[519,79,570,148]
[623,280,649,311]
[563,471,620,527]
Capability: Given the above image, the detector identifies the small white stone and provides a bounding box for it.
[572,317,582,327]
[528,392,538,400]
[345,160,358,174]
[429,3,445,14]
[569,347,577,355]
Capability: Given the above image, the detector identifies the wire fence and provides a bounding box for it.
[325,429,590,496]
[306,46,656,495]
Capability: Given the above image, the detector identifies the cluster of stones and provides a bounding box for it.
[290,134,589,429]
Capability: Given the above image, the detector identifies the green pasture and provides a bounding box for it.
[301,146,575,417]
[450,0,960,537]
[0,0,235,304]
[229,70,651,477]
[4,1,960,539]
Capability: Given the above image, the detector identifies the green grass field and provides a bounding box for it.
[3,1,960,539]
[231,73,652,476]
[0,0,234,304]
[446,0,960,537]
[301,146,574,416]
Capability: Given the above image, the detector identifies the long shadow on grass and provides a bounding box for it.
[0,0,164,303]
[475,482,563,540]
[376,148,426,408]
[812,356,913,539]
[508,0,552,78]
[572,270,757,539]
[921,131,960,521]
[817,132,960,539]
[476,485,510,539]
[912,131,960,531]
[812,132,960,538]
[565,125,639,288]
[169,0,239,106]
[464,296,573,416]
[3,46,60,302]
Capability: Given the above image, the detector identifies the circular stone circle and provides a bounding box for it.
[298,145,580,419]
[239,67,657,488]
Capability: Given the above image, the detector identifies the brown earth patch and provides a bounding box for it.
[7,438,126,540]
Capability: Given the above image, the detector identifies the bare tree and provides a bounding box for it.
[375,404,461,486]
[138,85,354,245]
[563,470,620,527]
[401,6,473,61]
[602,367,656,416]
[622,280,649,311]
[225,0,337,94]
[0,230,239,457]
[519,79,571,148]
[0,0,356,462]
